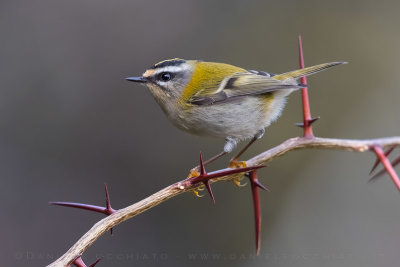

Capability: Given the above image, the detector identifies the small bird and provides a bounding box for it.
[127,58,346,170]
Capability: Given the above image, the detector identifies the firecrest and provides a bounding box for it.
[126,58,346,166]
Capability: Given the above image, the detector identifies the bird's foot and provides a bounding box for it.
[232,176,247,187]
[229,159,247,168]
[188,168,200,179]
[229,160,248,187]
[191,184,205,197]
[187,168,205,197]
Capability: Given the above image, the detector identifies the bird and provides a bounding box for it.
[126,58,346,175]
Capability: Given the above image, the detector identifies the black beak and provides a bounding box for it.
[125,76,146,83]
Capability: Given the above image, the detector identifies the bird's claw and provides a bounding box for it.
[192,185,205,197]
[232,176,247,187]
[229,160,248,187]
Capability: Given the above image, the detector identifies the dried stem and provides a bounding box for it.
[47,135,400,267]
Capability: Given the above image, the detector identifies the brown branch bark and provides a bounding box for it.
[47,136,400,267]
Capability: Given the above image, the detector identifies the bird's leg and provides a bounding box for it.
[229,137,257,187]
[188,138,238,196]
[229,136,258,168]
[188,138,237,178]
[229,130,264,187]
[229,129,265,169]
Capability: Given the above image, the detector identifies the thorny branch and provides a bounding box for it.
[47,135,400,267]
[48,36,400,266]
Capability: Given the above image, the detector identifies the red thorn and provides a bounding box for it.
[369,146,395,174]
[190,164,265,184]
[369,155,400,182]
[103,183,115,235]
[89,257,103,267]
[199,152,207,176]
[49,202,110,214]
[392,156,400,168]
[295,117,320,128]
[298,35,315,138]
[73,256,86,267]
[50,185,116,235]
[248,170,265,255]
[105,183,112,212]
[189,159,266,204]
[50,185,115,216]
[73,256,102,267]
[203,180,215,204]
[371,145,400,191]
[253,179,270,192]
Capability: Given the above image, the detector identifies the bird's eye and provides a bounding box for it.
[158,72,173,82]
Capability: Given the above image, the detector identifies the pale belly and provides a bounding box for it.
[170,92,290,140]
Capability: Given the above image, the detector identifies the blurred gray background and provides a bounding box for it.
[1,0,400,266]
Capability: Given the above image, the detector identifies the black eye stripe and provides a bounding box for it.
[156,72,175,82]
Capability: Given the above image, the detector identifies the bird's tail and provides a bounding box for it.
[273,62,347,81]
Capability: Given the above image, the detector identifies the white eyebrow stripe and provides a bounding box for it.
[153,65,190,75]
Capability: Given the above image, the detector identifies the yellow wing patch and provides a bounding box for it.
[181,61,246,101]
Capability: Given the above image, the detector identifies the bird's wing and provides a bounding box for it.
[189,71,303,105]
[188,62,346,105]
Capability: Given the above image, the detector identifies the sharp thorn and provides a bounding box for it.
[369,155,400,182]
[73,256,86,267]
[369,162,380,175]
[368,170,385,182]
[104,183,112,211]
[295,117,320,128]
[72,256,103,267]
[203,180,215,204]
[254,180,270,192]
[49,202,107,214]
[371,145,400,191]
[392,156,400,168]
[50,184,116,216]
[199,152,207,176]
[189,164,266,185]
[89,257,103,267]
[298,35,315,138]
[309,117,320,125]
[369,146,395,174]
[248,171,262,255]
